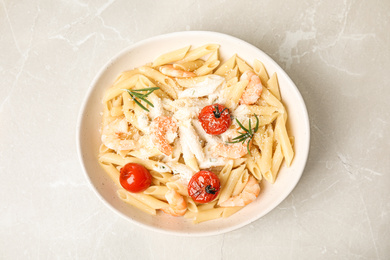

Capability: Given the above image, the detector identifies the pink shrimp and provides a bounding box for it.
[150,116,178,156]
[159,65,196,78]
[214,129,251,159]
[101,117,138,151]
[239,70,263,105]
[161,189,187,216]
[219,176,260,207]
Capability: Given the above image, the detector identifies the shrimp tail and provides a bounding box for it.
[161,189,187,216]
[219,176,260,207]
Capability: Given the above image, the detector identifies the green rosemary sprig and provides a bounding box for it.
[228,114,259,155]
[123,87,159,112]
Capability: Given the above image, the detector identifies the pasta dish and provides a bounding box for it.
[98,44,294,223]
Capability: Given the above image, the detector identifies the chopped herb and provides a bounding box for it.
[123,87,159,112]
[228,114,259,155]
[158,164,167,171]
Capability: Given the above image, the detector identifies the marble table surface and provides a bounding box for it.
[1,0,389,259]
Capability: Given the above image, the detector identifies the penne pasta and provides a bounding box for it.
[128,148,163,160]
[99,153,170,172]
[214,54,236,76]
[246,105,278,116]
[137,66,178,99]
[263,143,283,183]
[236,56,254,73]
[110,104,123,117]
[223,79,249,110]
[218,164,246,205]
[194,51,219,76]
[180,44,219,63]
[99,162,121,186]
[98,143,110,155]
[152,45,191,67]
[175,75,209,88]
[224,65,239,81]
[185,197,198,212]
[184,210,197,219]
[197,200,218,211]
[245,147,262,181]
[257,124,274,174]
[144,185,169,196]
[117,190,156,215]
[232,169,249,196]
[193,208,224,224]
[260,87,285,113]
[233,157,247,168]
[98,44,294,223]
[113,70,139,86]
[166,181,189,197]
[222,206,244,218]
[122,91,135,111]
[275,115,294,167]
[194,60,220,76]
[253,59,269,85]
[130,192,169,209]
[150,171,174,184]
[218,160,234,188]
[266,72,281,101]
[173,59,205,72]
[137,74,172,100]
[103,74,139,102]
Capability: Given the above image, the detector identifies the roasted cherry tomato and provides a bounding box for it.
[119,163,152,193]
[188,170,221,203]
[198,104,231,135]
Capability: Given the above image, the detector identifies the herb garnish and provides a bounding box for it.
[228,114,259,155]
[123,87,159,112]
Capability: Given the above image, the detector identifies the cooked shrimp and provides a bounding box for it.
[150,116,178,156]
[214,141,250,159]
[101,117,138,151]
[214,129,251,159]
[219,176,260,207]
[159,65,196,78]
[239,70,263,105]
[161,189,187,216]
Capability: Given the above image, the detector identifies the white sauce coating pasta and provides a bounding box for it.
[98,44,294,223]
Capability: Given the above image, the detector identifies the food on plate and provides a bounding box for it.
[98,44,294,223]
[198,104,231,135]
[119,163,152,193]
[188,170,221,203]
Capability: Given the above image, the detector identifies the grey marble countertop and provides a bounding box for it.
[1,0,389,259]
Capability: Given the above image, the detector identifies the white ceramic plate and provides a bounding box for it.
[77,31,310,236]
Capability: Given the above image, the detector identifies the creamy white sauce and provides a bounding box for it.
[153,162,171,173]
[137,112,150,134]
[167,162,195,184]
[192,119,220,146]
[232,104,251,122]
[199,144,228,168]
[138,74,242,181]
[178,75,225,98]
[148,94,163,119]
[179,120,205,163]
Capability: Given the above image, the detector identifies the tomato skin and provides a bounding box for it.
[119,163,152,193]
[188,171,221,204]
[198,104,231,135]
